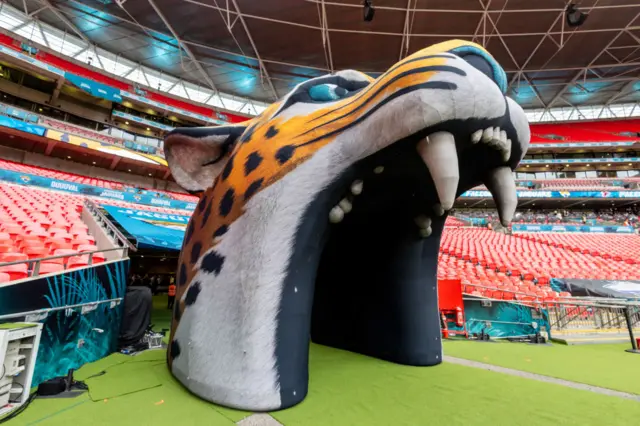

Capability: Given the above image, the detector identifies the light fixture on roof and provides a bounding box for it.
[125,121,129,125]
[629,163,633,166]
[566,3,588,28]
[92,161,96,165]
[146,127,150,131]
[545,164,549,168]
[607,163,611,166]
[128,169,132,172]
[363,0,375,22]
[67,156,71,159]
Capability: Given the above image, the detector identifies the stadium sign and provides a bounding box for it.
[0,168,196,211]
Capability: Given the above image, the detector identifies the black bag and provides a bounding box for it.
[118,286,152,347]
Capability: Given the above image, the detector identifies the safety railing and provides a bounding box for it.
[0,246,129,279]
[545,301,640,332]
[84,198,137,253]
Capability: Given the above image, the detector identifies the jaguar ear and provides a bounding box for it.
[164,125,247,192]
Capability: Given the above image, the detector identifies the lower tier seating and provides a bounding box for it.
[0,183,100,281]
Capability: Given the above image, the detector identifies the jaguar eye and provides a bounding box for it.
[308,84,348,102]
[450,48,507,94]
[460,54,495,83]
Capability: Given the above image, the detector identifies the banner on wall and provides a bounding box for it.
[462,190,640,199]
[521,157,640,165]
[0,168,197,211]
[102,206,189,250]
[532,142,636,149]
[112,110,174,131]
[0,114,46,136]
[45,129,167,166]
[121,91,227,125]
[552,279,640,299]
[511,224,635,233]
[0,260,129,385]
[65,72,123,103]
[0,44,64,76]
[0,104,39,123]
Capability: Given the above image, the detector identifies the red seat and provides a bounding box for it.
[0,264,28,281]
[37,263,64,276]
[0,272,10,283]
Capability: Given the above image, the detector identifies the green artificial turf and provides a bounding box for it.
[443,340,640,395]
[270,343,640,426]
[7,296,640,425]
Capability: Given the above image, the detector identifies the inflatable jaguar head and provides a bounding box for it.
[164,39,530,411]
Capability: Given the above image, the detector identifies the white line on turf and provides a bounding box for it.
[445,356,640,402]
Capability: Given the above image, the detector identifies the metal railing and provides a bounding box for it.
[84,199,137,253]
[0,246,129,279]
[546,302,640,332]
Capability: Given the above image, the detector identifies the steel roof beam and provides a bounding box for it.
[228,0,278,100]
[147,0,219,94]
[36,0,89,44]
[546,11,640,111]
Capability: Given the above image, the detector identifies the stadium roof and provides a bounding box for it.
[2,0,640,122]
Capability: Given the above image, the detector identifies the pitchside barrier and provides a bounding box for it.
[459,284,640,349]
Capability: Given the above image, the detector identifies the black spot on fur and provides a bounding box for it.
[221,154,234,181]
[197,195,208,213]
[244,151,263,176]
[201,251,225,275]
[170,340,181,359]
[276,145,295,164]
[201,201,212,228]
[190,242,202,264]
[214,225,228,238]
[185,221,194,244]
[178,263,187,287]
[173,304,181,322]
[265,126,279,139]
[240,126,255,143]
[244,178,264,200]
[219,188,235,217]
[185,282,201,306]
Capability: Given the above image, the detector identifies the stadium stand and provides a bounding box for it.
[438,228,640,301]
[0,183,98,280]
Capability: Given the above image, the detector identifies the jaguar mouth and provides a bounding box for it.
[278,121,522,367]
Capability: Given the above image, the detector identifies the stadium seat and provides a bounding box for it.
[0,264,28,281]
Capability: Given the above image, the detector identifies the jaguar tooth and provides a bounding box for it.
[419,226,433,238]
[502,139,512,162]
[484,166,517,226]
[433,203,445,217]
[471,129,483,144]
[351,180,363,195]
[414,215,432,229]
[329,206,344,223]
[482,127,494,143]
[416,132,459,210]
[338,198,352,213]
[374,166,384,174]
[500,130,507,144]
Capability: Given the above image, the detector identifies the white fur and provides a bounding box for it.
[172,141,351,410]
[170,55,530,410]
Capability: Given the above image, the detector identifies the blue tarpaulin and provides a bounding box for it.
[102,206,190,250]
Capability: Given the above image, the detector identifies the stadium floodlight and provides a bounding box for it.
[566,3,588,27]
[363,0,375,22]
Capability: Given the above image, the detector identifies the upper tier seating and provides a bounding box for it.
[0,183,100,280]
